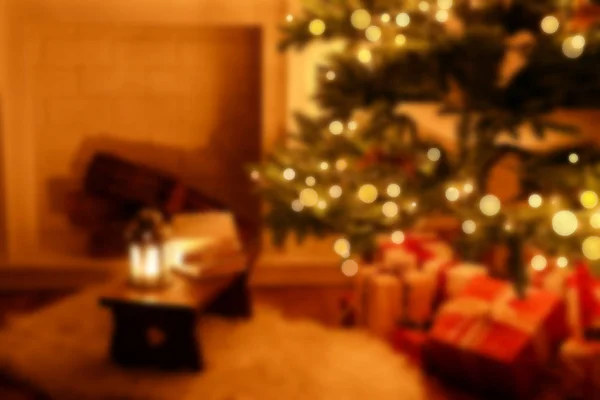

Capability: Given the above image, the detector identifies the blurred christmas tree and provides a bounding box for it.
[251,0,600,294]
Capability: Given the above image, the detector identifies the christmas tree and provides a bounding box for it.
[252,0,600,294]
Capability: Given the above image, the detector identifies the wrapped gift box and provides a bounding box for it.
[559,338,600,399]
[426,276,568,399]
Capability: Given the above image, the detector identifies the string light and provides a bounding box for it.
[336,159,348,171]
[445,187,460,202]
[382,202,399,218]
[329,120,344,135]
[341,259,359,277]
[305,176,316,186]
[326,70,336,81]
[569,153,579,164]
[419,1,430,12]
[286,14,294,23]
[250,170,260,181]
[572,34,586,50]
[462,220,476,235]
[283,168,296,181]
[540,15,559,34]
[563,37,584,59]
[317,200,327,210]
[387,184,401,198]
[357,48,372,64]
[480,194,501,217]
[320,161,329,171]
[358,184,378,203]
[334,238,351,257]
[291,199,304,212]
[436,10,449,23]
[365,25,382,42]
[463,182,474,194]
[556,256,568,268]
[381,13,391,23]
[552,210,578,236]
[396,13,410,27]
[531,255,547,271]
[300,188,319,207]
[591,212,600,229]
[309,19,326,36]
[437,0,453,10]
[427,148,441,162]
[347,120,357,131]
[329,185,343,198]
[351,9,371,30]
[504,222,513,232]
[581,191,599,209]
[391,230,405,244]
[583,236,600,260]
[528,194,543,208]
[409,201,418,211]
[395,34,407,46]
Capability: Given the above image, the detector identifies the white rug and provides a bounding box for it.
[0,286,425,400]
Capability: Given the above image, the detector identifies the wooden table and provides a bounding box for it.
[99,270,250,371]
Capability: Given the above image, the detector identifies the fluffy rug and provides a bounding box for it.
[0,286,425,400]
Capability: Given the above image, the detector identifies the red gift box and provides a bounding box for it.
[390,328,427,364]
[426,276,568,399]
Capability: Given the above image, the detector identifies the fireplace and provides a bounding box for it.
[0,0,287,268]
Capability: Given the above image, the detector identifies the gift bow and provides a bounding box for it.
[379,235,435,266]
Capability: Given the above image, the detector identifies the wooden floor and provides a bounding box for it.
[0,285,557,400]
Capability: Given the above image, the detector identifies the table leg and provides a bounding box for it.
[207,273,252,318]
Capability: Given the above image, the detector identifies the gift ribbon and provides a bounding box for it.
[567,261,599,331]
[378,235,436,267]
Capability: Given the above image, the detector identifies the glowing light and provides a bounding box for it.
[250,170,260,181]
[531,255,547,271]
[572,34,586,50]
[381,13,391,23]
[358,184,378,203]
[305,176,316,186]
[463,182,474,194]
[334,238,351,257]
[291,199,303,212]
[436,10,449,23]
[437,0,453,10]
[419,1,430,12]
[329,120,344,135]
[396,13,410,27]
[320,161,329,171]
[348,121,358,131]
[569,153,579,164]
[395,34,407,46]
[357,48,372,64]
[351,9,371,30]
[557,256,568,268]
[326,71,336,81]
[445,187,460,202]
[286,14,294,23]
[283,168,296,181]
[341,259,359,277]
[563,37,584,59]
[581,191,599,209]
[552,210,578,236]
[591,212,600,229]
[309,19,326,36]
[300,188,319,207]
[540,15,559,34]
[336,159,348,171]
[387,184,401,198]
[504,222,513,232]
[329,185,342,198]
[365,25,382,42]
[317,200,327,210]
[462,220,476,235]
[410,201,418,210]
[427,148,441,162]
[583,236,600,260]
[480,195,501,217]
[382,202,399,218]
[391,231,405,244]
[528,194,543,208]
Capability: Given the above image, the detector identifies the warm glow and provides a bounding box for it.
[436,10,449,22]
[395,34,407,46]
[479,194,501,217]
[391,230,405,244]
[552,210,578,236]
[583,236,600,260]
[351,9,372,30]
[419,1,430,12]
[329,185,343,198]
[572,34,586,50]
[347,121,358,131]
[581,191,598,209]
[541,15,559,34]
[286,14,294,23]
[334,238,351,257]
[462,220,476,235]
[283,168,296,181]
[427,148,441,162]
[445,187,460,202]
[528,194,543,208]
[358,48,372,64]
[366,25,382,42]
[382,202,399,218]
[591,212,600,229]
[341,259,359,277]
[336,159,348,171]
[569,153,579,164]
[250,170,260,181]
[326,70,336,81]
[396,13,410,27]
[556,256,568,268]
[531,255,547,271]
[329,120,344,135]
[563,37,584,59]
[305,176,316,186]
[317,200,328,210]
[381,13,391,23]
[320,161,329,171]
[300,188,319,207]
[129,245,163,287]
[358,184,378,203]
[309,19,326,36]
[387,184,401,198]
[463,182,474,194]
[292,199,304,212]
[437,0,453,10]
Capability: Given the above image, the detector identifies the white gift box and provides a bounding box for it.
[445,263,488,298]
[365,272,403,337]
[404,270,438,326]
[383,248,418,274]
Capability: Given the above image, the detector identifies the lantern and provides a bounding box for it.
[126,209,171,288]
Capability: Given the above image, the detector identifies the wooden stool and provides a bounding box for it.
[100,272,250,371]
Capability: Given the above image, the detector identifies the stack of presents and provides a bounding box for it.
[353,232,600,399]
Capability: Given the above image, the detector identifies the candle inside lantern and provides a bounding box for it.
[129,244,165,287]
